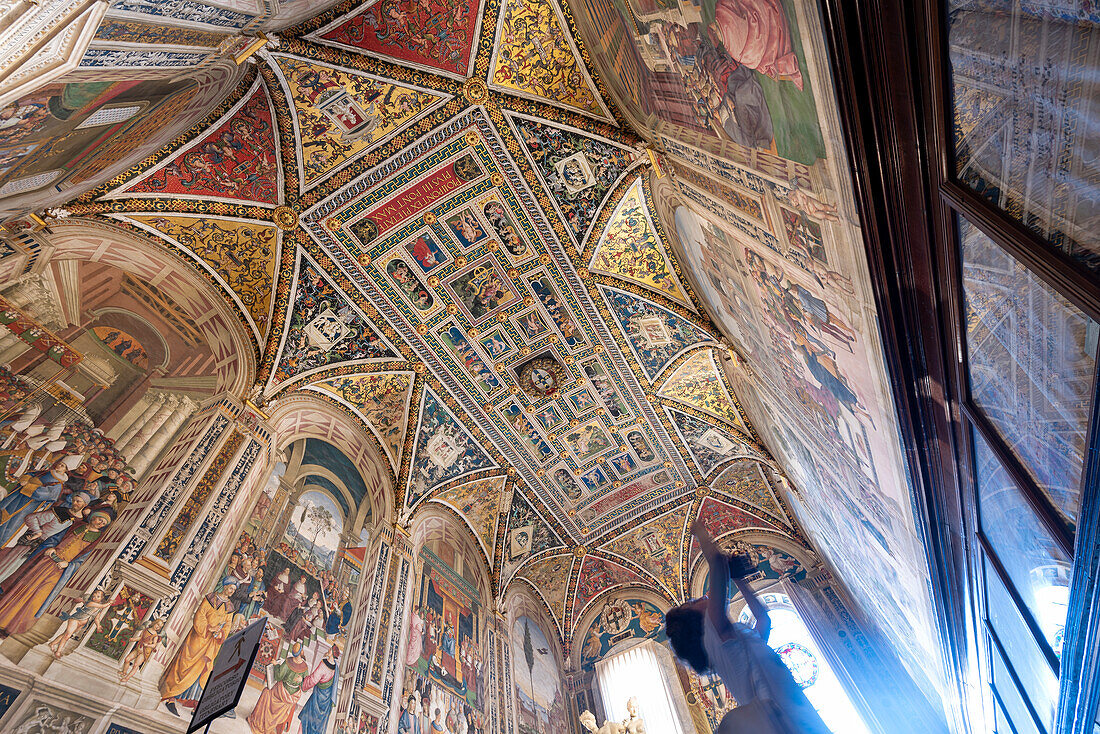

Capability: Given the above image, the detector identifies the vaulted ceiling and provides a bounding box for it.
[0,0,924,660]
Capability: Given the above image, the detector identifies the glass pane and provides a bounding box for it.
[984,555,1059,730]
[994,705,1014,734]
[947,2,1100,270]
[962,215,1098,526]
[975,427,1072,656]
[991,639,1042,734]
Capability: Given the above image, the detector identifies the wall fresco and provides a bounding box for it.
[0,79,200,204]
[577,598,665,670]
[567,0,824,163]
[402,546,488,734]
[511,615,569,734]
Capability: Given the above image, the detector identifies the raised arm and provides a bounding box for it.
[691,519,732,635]
[732,574,771,641]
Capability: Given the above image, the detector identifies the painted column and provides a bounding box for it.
[123,394,179,462]
[114,392,166,453]
[380,529,415,734]
[129,395,194,476]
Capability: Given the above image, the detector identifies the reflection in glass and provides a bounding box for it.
[991,642,1042,734]
[975,427,1072,660]
[984,556,1059,731]
[962,217,1098,526]
[947,2,1100,270]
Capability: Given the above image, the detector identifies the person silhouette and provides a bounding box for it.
[665,520,832,734]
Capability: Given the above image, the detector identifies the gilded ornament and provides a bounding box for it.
[523,296,534,306]
[464,130,480,145]
[428,276,440,288]
[447,303,459,314]
[612,481,622,488]
[491,172,505,186]
[564,356,575,365]
[578,268,590,279]
[424,212,437,225]
[414,363,427,373]
[508,268,519,279]
[539,254,552,265]
[467,328,480,338]
[573,545,587,557]
[517,355,566,398]
[488,240,499,251]
[569,419,579,427]
[274,206,298,230]
[593,344,603,352]
[463,79,489,103]
[663,461,672,468]
[417,324,429,335]
[675,480,685,488]
[497,312,508,322]
[536,469,545,477]
[455,256,468,267]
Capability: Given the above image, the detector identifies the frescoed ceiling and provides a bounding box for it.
[0,0,824,647]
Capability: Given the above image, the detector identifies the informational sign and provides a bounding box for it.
[186,617,267,733]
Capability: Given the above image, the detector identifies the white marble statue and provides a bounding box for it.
[579,709,624,734]
[622,697,647,734]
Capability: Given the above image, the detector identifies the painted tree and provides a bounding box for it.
[305,503,336,563]
[523,618,537,728]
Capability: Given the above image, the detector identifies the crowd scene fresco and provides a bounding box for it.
[401,548,487,734]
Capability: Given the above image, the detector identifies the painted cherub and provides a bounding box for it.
[119,617,166,683]
[47,589,110,659]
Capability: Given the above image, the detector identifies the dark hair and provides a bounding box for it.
[665,605,709,673]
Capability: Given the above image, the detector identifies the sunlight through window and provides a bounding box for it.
[596,640,685,734]
[740,593,872,734]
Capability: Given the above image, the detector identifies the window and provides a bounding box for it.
[595,639,685,734]
[738,593,872,734]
